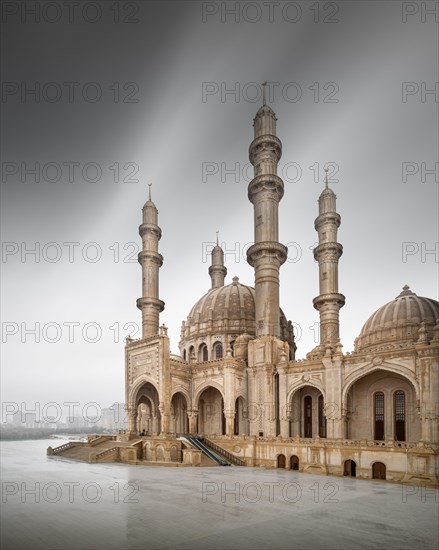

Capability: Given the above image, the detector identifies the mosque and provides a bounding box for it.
[50,98,439,485]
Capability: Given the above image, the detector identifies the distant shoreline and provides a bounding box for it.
[0,428,108,441]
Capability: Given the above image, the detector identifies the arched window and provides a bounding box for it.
[318,395,326,438]
[374,392,385,440]
[199,344,208,362]
[213,342,223,359]
[304,396,312,438]
[394,390,406,441]
[183,349,187,361]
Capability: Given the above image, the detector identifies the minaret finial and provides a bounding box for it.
[148,183,152,201]
[324,167,329,189]
[209,232,227,289]
[262,81,267,105]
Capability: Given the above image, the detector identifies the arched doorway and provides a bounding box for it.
[290,455,299,470]
[197,386,225,435]
[135,382,161,435]
[372,462,386,480]
[344,459,356,477]
[288,386,325,438]
[277,454,286,468]
[171,392,188,434]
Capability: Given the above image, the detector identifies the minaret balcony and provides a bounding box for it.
[314,212,341,231]
[248,174,284,203]
[247,241,288,267]
[249,134,282,164]
[312,293,346,311]
[136,296,165,312]
[313,242,343,262]
[139,223,162,239]
[137,250,163,266]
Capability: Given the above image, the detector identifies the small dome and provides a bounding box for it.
[235,333,253,344]
[255,104,275,117]
[320,186,336,197]
[355,286,439,352]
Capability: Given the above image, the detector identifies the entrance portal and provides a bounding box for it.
[290,455,299,470]
[277,454,286,468]
[344,459,356,477]
[372,462,386,480]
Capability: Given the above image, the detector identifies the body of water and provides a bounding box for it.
[1,439,438,550]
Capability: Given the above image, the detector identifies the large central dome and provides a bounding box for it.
[184,277,256,337]
[179,276,293,359]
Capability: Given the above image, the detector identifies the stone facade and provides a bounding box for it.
[123,99,439,486]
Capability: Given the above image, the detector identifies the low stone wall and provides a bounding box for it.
[208,435,438,486]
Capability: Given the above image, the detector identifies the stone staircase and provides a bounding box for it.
[47,439,126,463]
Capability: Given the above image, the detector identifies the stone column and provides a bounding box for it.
[126,405,138,434]
[224,411,235,436]
[188,411,198,434]
[159,403,170,435]
[277,356,289,437]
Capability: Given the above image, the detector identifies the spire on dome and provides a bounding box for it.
[142,182,158,223]
[398,285,415,297]
[320,167,335,197]
[252,88,277,139]
[262,81,267,106]
[318,167,337,215]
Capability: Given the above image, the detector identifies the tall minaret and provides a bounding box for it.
[136,184,165,338]
[209,232,227,289]
[312,170,345,346]
[247,86,287,338]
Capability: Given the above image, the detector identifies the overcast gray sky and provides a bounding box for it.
[1,1,438,419]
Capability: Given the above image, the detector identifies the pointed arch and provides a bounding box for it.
[287,382,326,403]
[342,364,419,409]
[344,368,420,441]
[128,376,160,405]
[194,381,225,405]
[197,385,225,436]
[288,384,325,439]
[170,391,189,435]
[133,381,161,435]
